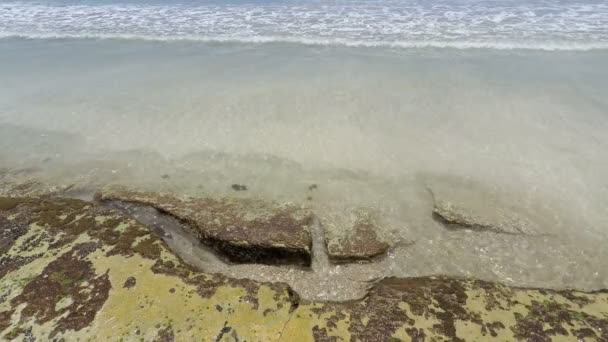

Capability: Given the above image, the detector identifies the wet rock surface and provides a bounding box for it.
[324,208,390,262]
[1,196,607,341]
[96,187,314,266]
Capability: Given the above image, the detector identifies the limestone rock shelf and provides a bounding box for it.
[0,196,606,341]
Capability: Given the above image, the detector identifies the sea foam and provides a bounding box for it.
[1,0,608,50]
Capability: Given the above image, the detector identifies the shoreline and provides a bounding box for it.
[3,34,608,52]
[2,166,607,295]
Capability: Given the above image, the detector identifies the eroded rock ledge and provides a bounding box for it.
[96,187,314,266]
[96,187,394,266]
[0,196,607,341]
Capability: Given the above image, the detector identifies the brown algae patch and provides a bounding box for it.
[8,242,111,338]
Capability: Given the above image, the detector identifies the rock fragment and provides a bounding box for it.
[123,277,136,289]
[323,208,390,262]
[231,184,247,191]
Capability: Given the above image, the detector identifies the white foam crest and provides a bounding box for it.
[2,31,608,51]
[1,0,608,51]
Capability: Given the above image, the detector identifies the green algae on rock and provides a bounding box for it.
[1,196,608,341]
[281,277,608,341]
[96,187,314,266]
[0,196,297,341]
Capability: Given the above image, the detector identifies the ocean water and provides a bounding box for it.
[1,0,608,294]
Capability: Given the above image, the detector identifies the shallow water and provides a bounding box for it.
[1,38,608,292]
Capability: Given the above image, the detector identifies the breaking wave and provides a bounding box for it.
[2,0,608,51]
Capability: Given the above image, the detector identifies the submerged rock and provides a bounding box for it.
[96,187,313,266]
[230,184,247,191]
[0,196,607,341]
[323,208,390,262]
[428,178,544,235]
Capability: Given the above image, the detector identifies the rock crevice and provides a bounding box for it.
[96,187,314,266]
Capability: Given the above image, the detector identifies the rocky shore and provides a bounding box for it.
[1,179,607,341]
